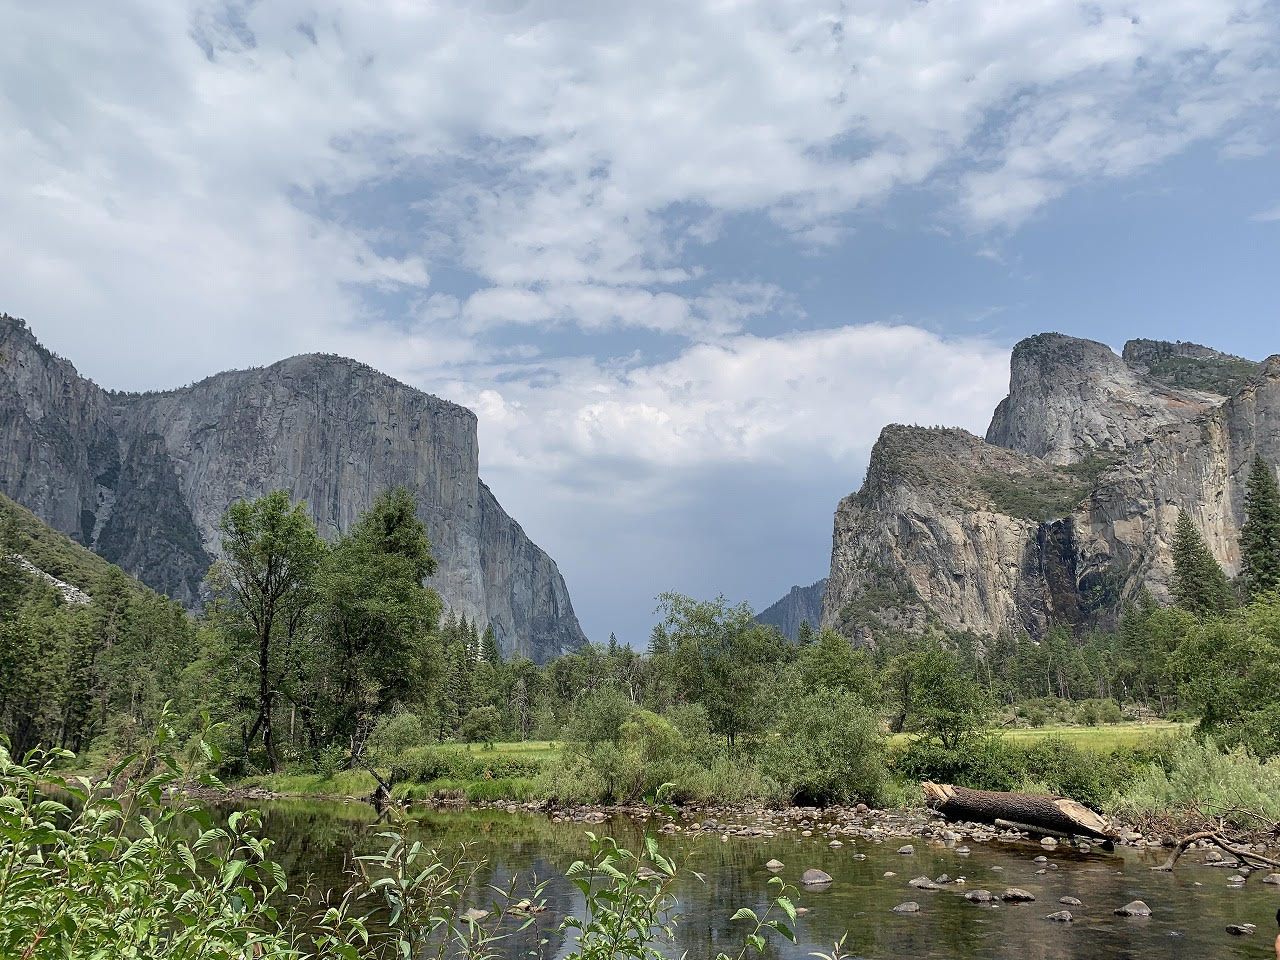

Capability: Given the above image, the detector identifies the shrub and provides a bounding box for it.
[390,746,544,784]
[761,687,887,805]
[366,710,430,765]
[564,686,636,745]
[313,744,347,780]
[1112,737,1280,829]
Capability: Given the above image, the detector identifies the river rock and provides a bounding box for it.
[1059,896,1082,906]
[765,859,785,871]
[1262,873,1280,884]
[463,908,490,923]
[897,845,914,855]
[1044,910,1073,923]
[1114,900,1152,917]
[828,840,843,848]
[892,901,920,913]
[1227,875,1246,884]
[965,890,995,904]
[1001,888,1035,903]
[801,869,833,886]
[909,876,940,890]
[1226,923,1256,936]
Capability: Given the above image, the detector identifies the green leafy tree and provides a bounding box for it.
[895,647,991,750]
[313,488,441,758]
[209,491,327,770]
[1241,455,1280,598]
[1171,510,1234,617]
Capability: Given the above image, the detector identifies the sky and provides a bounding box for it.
[3,0,1279,647]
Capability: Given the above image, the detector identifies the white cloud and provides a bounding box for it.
[1252,203,1280,222]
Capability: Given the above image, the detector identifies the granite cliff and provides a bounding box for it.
[822,332,1277,643]
[0,314,586,662]
[756,578,826,643]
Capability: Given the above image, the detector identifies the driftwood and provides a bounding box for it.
[1153,830,1280,872]
[923,781,1115,841]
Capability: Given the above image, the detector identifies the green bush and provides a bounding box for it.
[390,746,544,784]
[1112,737,1280,829]
[366,710,430,764]
[761,687,887,805]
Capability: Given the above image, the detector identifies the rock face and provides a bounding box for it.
[0,315,586,662]
[756,578,826,642]
[823,331,1279,642]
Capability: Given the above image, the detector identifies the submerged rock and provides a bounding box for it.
[965,890,995,904]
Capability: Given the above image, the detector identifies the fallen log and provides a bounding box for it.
[922,781,1115,841]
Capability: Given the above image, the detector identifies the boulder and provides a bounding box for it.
[1044,910,1073,923]
[1114,900,1152,917]
[801,869,833,886]
[1001,888,1036,903]
[892,901,920,914]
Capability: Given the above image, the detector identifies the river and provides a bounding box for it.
[233,798,1278,960]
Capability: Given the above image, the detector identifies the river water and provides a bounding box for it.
[238,799,1278,960]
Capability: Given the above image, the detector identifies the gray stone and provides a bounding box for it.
[462,908,490,923]
[1228,875,1247,884]
[1114,900,1152,917]
[0,317,587,663]
[965,890,995,904]
[801,869,833,886]
[1044,910,1073,923]
[765,859,785,871]
[1001,888,1036,903]
[897,845,914,855]
[1059,896,1082,906]
[1262,873,1280,884]
[1226,924,1256,936]
[892,901,920,914]
[909,876,940,891]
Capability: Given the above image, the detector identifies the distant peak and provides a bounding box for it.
[1122,338,1259,397]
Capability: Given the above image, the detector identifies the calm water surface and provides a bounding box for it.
[235,799,1279,960]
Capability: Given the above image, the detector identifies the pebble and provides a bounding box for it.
[828,840,843,848]
[897,844,914,855]
[1227,875,1247,884]
[765,859,785,871]
[1044,910,1073,923]
[892,901,920,913]
[909,876,941,891]
[1115,900,1152,918]
[1040,838,1058,848]
[883,871,897,878]
[1001,888,1036,903]
[1059,896,1082,906]
[1033,856,1048,864]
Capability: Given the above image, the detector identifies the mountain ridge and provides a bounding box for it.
[822,332,1278,644]
[0,314,586,662]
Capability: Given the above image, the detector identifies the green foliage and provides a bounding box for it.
[1112,736,1280,830]
[1169,594,1280,758]
[366,710,430,765]
[760,687,887,805]
[976,453,1115,522]
[389,745,545,784]
[1241,455,1280,598]
[1171,510,1234,617]
[1137,348,1258,395]
[893,647,991,749]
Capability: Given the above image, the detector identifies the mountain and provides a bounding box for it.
[822,332,1277,644]
[756,579,826,643]
[0,314,586,662]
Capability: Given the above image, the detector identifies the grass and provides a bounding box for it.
[995,721,1188,751]
[889,721,1189,753]
[236,768,378,797]
[428,740,562,761]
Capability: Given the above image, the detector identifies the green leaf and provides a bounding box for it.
[730,908,758,923]
[776,895,797,923]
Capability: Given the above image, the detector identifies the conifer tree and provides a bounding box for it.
[1171,510,1233,617]
[1241,455,1280,598]
[481,624,501,664]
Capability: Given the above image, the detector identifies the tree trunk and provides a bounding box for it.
[922,781,1115,841]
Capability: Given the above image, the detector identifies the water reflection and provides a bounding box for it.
[227,800,1278,960]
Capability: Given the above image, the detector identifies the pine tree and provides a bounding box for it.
[1241,455,1280,598]
[1171,510,1233,617]
[481,624,500,664]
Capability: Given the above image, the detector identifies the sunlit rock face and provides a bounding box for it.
[822,332,1278,643]
[0,315,586,662]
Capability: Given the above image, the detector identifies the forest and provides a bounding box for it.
[2,458,1280,823]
